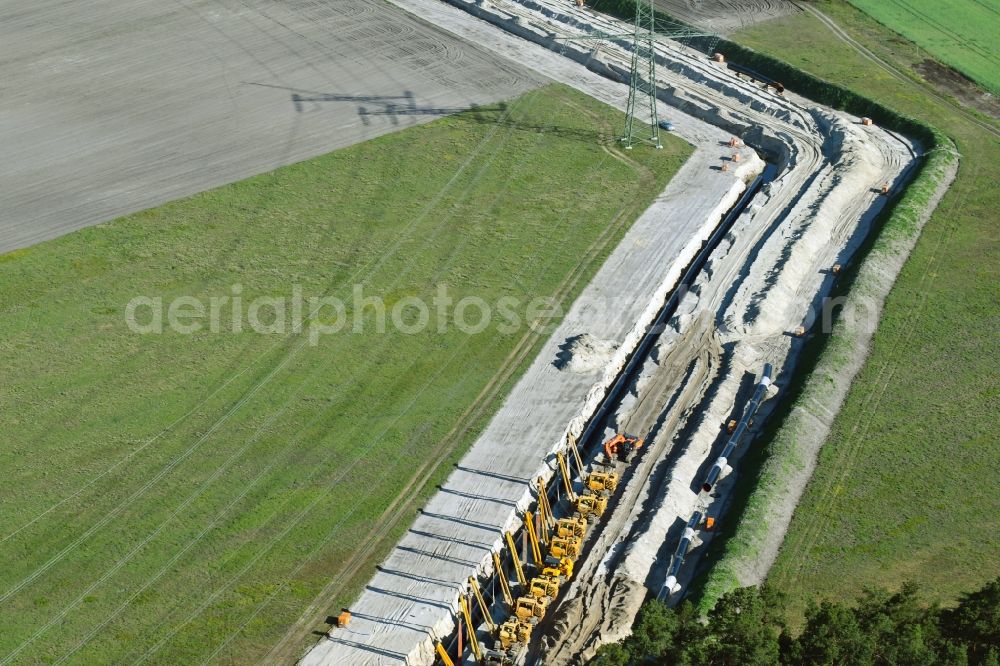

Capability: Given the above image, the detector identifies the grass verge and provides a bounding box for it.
[0,83,691,663]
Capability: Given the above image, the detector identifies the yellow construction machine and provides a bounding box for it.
[542,555,574,581]
[573,493,608,522]
[496,616,532,649]
[435,640,456,666]
[458,596,483,664]
[555,516,587,539]
[484,650,514,666]
[514,594,549,623]
[488,617,529,665]
[522,509,569,584]
[585,470,619,495]
[549,534,583,560]
[529,575,560,599]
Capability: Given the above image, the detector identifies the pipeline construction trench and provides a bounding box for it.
[300,0,918,663]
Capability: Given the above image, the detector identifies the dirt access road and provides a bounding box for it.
[0,0,539,253]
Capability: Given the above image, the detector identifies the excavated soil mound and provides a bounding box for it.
[554,333,620,373]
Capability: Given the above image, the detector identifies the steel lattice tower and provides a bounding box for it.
[553,7,716,149]
[622,0,661,150]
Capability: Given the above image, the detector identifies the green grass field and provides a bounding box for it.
[730,1,1000,624]
[847,0,1000,94]
[0,83,691,664]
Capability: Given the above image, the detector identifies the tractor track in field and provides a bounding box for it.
[650,0,798,33]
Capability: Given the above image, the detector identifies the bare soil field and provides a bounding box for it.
[914,59,1000,120]
[0,0,539,253]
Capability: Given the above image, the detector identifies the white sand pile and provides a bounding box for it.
[556,334,620,374]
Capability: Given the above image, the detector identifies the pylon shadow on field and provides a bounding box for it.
[246,82,606,142]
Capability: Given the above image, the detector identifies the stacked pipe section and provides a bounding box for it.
[701,363,774,493]
[660,364,777,600]
[660,510,703,598]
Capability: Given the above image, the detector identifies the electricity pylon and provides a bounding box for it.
[623,0,662,149]
[554,4,717,149]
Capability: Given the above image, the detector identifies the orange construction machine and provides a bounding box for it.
[603,433,644,462]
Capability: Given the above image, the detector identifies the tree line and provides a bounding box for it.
[591,578,1000,665]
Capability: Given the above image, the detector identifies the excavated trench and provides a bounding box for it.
[444,164,775,663]
[527,166,782,665]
